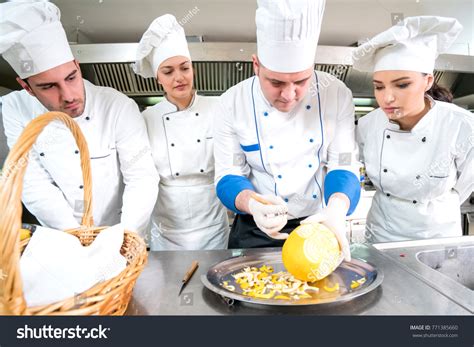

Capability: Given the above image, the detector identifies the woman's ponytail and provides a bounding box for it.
[426,80,453,103]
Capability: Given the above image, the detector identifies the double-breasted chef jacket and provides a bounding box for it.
[142,92,229,250]
[214,71,361,221]
[1,79,159,235]
[357,98,474,243]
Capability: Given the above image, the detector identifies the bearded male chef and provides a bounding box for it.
[0,1,158,235]
[214,0,361,260]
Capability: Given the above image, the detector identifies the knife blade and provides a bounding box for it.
[178,260,199,296]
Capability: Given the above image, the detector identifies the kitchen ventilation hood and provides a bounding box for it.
[72,42,474,107]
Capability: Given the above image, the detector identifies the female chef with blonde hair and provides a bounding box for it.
[354,16,473,243]
[133,14,229,250]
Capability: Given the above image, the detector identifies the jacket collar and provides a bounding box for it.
[386,96,437,134]
[74,79,94,122]
[254,74,315,114]
[255,76,272,109]
[162,90,198,113]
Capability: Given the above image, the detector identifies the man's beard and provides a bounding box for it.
[59,85,86,118]
[60,99,85,117]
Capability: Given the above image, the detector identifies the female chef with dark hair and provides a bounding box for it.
[354,16,473,243]
[133,14,229,250]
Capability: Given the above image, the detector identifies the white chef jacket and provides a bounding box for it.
[357,98,474,243]
[142,93,229,250]
[214,71,361,219]
[1,80,158,236]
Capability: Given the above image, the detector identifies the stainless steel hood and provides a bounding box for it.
[73,42,474,107]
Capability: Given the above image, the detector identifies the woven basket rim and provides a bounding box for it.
[0,112,148,315]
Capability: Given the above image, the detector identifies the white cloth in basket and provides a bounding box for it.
[20,224,127,307]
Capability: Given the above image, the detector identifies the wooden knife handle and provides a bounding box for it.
[251,193,272,205]
[183,261,199,282]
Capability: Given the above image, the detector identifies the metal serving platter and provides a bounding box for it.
[201,250,383,306]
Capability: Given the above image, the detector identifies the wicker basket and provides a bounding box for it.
[0,111,147,315]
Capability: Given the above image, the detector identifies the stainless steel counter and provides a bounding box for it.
[126,243,472,315]
[374,236,474,313]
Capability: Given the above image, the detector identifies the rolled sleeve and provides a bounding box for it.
[216,174,255,213]
[324,169,361,215]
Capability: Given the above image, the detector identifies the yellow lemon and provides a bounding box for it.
[282,223,341,282]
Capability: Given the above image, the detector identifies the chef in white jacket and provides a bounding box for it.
[354,16,473,243]
[133,14,229,250]
[0,1,158,235]
[214,0,361,259]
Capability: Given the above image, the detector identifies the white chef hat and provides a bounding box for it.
[352,16,462,74]
[0,1,74,79]
[133,14,191,79]
[256,0,326,73]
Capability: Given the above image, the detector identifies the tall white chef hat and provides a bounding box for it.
[0,1,74,79]
[352,16,462,73]
[133,14,191,79]
[256,0,326,73]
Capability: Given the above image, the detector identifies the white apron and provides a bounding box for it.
[143,93,229,250]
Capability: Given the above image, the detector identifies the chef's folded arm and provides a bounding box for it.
[2,97,81,230]
[115,99,159,236]
[21,151,81,230]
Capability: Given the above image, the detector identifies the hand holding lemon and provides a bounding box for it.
[300,195,351,261]
[282,195,351,282]
[282,222,343,282]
